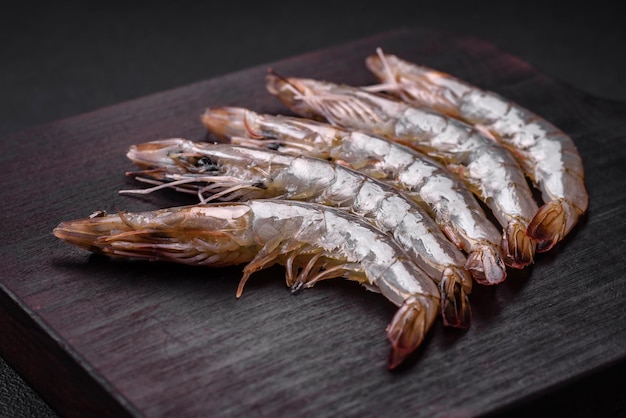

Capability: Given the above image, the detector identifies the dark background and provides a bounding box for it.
[1,2,625,417]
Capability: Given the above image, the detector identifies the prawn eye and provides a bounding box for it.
[175,154,219,173]
[267,142,283,151]
[195,156,219,171]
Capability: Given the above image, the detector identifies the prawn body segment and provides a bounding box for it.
[202,107,507,285]
[125,139,472,327]
[365,50,588,250]
[266,74,538,269]
[54,200,440,369]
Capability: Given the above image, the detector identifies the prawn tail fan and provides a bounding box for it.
[386,295,438,370]
[527,200,570,252]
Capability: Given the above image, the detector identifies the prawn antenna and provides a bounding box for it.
[267,67,308,98]
[267,67,290,84]
[362,47,403,94]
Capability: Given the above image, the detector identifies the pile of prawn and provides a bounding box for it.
[53,48,588,370]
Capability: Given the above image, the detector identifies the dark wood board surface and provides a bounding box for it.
[1,27,625,417]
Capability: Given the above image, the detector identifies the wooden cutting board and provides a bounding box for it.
[1,27,625,417]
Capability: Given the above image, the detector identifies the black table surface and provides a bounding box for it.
[2,3,626,418]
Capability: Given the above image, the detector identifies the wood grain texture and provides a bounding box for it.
[1,27,625,417]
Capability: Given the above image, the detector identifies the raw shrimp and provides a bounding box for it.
[202,107,507,285]
[122,139,472,327]
[53,200,441,369]
[365,49,588,251]
[266,74,538,269]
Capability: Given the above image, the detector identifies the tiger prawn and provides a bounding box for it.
[53,200,441,369]
[365,49,588,251]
